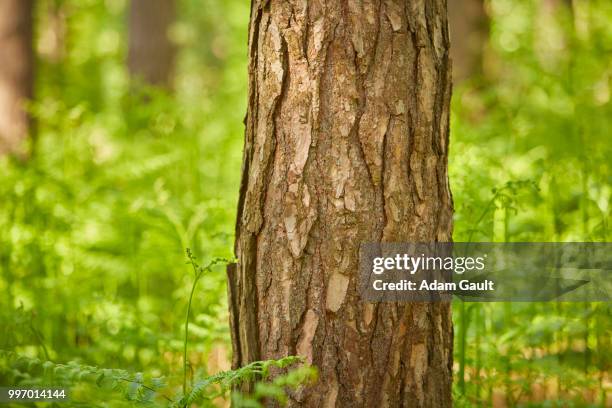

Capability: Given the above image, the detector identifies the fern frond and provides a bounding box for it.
[0,350,170,405]
[173,356,303,407]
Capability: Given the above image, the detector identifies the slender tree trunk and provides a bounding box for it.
[447,0,488,82]
[0,0,34,156]
[229,1,453,406]
[127,0,175,88]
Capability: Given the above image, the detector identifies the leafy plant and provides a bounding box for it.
[183,249,233,396]
[1,350,315,407]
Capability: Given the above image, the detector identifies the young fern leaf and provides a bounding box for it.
[183,249,235,397]
[173,356,305,408]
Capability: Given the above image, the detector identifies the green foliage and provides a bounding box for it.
[182,249,234,396]
[449,0,610,405]
[2,0,247,371]
[175,356,315,408]
[1,350,314,407]
[1,350,168,405]
[231,365,318,408]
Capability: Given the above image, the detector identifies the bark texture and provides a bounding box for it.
[127,0,176,88]
[0,0,34,156]
[231,1,453,406]
[447,0,488,82]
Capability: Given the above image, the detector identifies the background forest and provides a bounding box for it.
[0,0,610,406]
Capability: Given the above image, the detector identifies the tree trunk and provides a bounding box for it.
[0,0,34,156]
[230,1,453,406]
[127,0,175,88]
[447,0,488,82]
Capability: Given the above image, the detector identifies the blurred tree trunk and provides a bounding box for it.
[0,0,34,156]
[38,0,67,64]
[448,0,488,82]
[127,0,175,88]
[229,1,453,406]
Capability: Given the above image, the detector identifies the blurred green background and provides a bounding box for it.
[0,0,609,406]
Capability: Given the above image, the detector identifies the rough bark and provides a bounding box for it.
[0,0,34,156]
[230,1,453,406]
[447,0,488,82]
[127,0,176,88]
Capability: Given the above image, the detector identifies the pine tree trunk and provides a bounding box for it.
[448,0,488,82]
[0,0,34,156]
[127,0,175,88]
[230,1,453,406]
